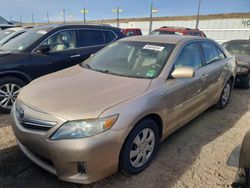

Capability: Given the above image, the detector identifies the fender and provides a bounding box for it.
[0,70,32,83]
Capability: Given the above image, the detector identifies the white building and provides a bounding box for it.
[100,13,250,43]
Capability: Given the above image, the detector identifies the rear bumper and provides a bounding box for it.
[11,104,129,184]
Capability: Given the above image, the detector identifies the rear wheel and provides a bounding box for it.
[216,80,232,109]
[0,77,25,114]
[119,118,159,174]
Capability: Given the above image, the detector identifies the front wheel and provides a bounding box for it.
[119,118,159,174]
[216,80,232,109]
[0,77,25,114]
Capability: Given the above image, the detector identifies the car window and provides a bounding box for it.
[41,30,77,52]
[77,29,105,47]
[217,47,226,59]
[224,42,250,56]
[201,41,220,64]
[175,42,202,68]
[103,30,116,43]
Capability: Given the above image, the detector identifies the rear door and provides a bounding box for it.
[75,29,107,60]
[164,42,208,131]
[200,41,228,105]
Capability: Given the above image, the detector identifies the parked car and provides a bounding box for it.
[11,35,236,184]
[122,28,142,37]
[150,26,206,37]
[0,24,124,113]
[232,130,250,188]
[0,27,27,46]
[0,16,16,30]
[222,40,250,89]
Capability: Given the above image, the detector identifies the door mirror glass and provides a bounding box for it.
[37,44,50,53]
[171,66,195,79]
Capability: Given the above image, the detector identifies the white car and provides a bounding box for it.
[0,27,27,46]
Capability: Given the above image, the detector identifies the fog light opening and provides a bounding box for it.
[77,162,86,175]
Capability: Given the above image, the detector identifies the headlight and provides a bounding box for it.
[236,66,248,73]
[51,115,118,140]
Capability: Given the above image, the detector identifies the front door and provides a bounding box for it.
[30,29,81,79]
[164,42,207,133]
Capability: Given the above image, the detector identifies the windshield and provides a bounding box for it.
[224,42,250,56]
[0,27,50,52]
[0,29,15,41]
[83,41,175,79]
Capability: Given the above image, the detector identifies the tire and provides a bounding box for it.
[119,118,160,175]
[216,79,232,109]
[0,77,26,114]
[241,73,250,89]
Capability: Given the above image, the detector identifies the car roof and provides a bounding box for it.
[35,23,120,31]
[120,34,203,44]
[224,39,250,44]
[156,26,201,32]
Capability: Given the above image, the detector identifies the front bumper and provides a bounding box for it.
[11,103,128,184]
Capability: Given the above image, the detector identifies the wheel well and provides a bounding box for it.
[0,73,30,84]
[139,114,163,140]
[228,75,235,87]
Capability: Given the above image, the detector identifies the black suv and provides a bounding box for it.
[0,24,124,113]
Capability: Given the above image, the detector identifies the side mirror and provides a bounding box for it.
[37,44,50,53]
[171,66,195,79]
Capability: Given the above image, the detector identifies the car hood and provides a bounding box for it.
[235,54,250,68]
[18,65,151,120]
[0,50,12,57]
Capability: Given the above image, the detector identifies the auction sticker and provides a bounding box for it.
[37,30,47,35]
[143,44,165,51]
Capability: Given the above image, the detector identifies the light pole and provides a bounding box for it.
[149,3,158,33]
[112,7,122,28]
[81,8,88,22]
[195,0,201,29]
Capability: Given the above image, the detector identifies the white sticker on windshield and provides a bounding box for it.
[143,44,165,51]
[37,30,47,35]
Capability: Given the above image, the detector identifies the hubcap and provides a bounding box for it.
[0,84,21,109]
[129,128,155,168]
[221,83,230,106]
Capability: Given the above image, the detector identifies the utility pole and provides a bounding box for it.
[47,11,49,24]
[195,0,201,29]
[149,3,158,33]
[19,15,22,26]
[112,7,122,28]
[32,13,34,26]
[60,9,66,23]
[9,16,12,21]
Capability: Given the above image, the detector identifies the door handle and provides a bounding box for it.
[70,54,81,58]
[201,73,208,81]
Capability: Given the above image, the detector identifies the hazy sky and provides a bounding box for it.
[0,0,250,23]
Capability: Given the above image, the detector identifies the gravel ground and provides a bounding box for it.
[0,89,249,188]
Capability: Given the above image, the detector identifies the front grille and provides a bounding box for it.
[19,118,57,131]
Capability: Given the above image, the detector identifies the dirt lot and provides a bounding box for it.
[0,89,249,188]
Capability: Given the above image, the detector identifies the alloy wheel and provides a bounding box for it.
[129,128,155,168]
[221,83,231,106]
[0,83,21,109]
